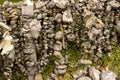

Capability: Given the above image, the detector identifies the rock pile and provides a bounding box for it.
[0,0,119,80]
[72,67,117,80]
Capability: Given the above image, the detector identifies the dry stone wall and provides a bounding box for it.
[0,0,120,80]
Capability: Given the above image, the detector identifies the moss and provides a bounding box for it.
[41,55,56,79]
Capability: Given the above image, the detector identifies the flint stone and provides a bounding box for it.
[79,59,92,65]
[54,51,63,59]
[22,0,34,16]
[79,0,86,2]
[54,59,65,65]
[57,69,67,75]
[56,65,67,69]
[63,9,73,23]
[116,21,120,33]
[55,13,62,23]
[109,0,120,8]
[101,69,117,80]
[73,70,85,79]
[47,33,54,38]
[2,1,9,8]
[55,31,62,40]
[35,73,43,80]
[53,0,69,9]
[29,19,41,39]
[78,77,92,80]
[106,5,111,12]
[53,43,62,51]
[67,34,75,41]
[37,14,43,19]
[35,0,49,9]
[89,67,100,80]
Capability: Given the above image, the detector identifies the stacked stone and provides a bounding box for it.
[34,0,55,72]
[72,66,117,80]
[0,2,16,80]
[0,0,120,80]
[20,1,38,80]
[78,0,116,61]
[51,51,68,79]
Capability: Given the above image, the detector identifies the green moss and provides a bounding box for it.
[42,55,56,79]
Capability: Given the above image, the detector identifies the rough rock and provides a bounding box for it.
[89,67,100,80]
[101,68,117,80]
[63,9,73,23]
[78,77,92,80]
[55,31,62,40]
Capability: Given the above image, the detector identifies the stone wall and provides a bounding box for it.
[0,0,119,80]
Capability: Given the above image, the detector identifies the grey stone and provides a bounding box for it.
[56,65,67,69]
[57,69,67,74]
[63,9,73,23]
[101,68,117,80]
[109,0,120,8]
[55,13,62,23]
[89,67,100,80]
[55,31,62,40]
[79,59,92,65]
[53,42,62,51]
[67,34,76,41]
[78,77,92,80]
[53,0,69,9]
[37,14,43,19]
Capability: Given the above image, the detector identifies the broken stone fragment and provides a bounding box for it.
[89,67,100,80]
[67,34,76,41]
[53,0,69,9]
[109,0,120,8]
[57,69,67,75]
[35,73,43,80]
[35,0,49,9]
[54,51,63,59]
[116,21,120,33]
[79,59,92,65]
[53,42,62,51]
[72,70,86,79]
[78,76,92,80]
[22,0,34,16]
[0,22,11,31]
[29,19,41,39]
[101,67,117,80]
[55,31,62,40]
[37,13,43,19]
[56,65,67,69]
[63,9,73,23]
[0,31,14,57]
[55,13,62,23]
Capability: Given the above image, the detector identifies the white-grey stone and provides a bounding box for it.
[79,59,92,65]
[57,69,67,74]
[116,21,120,33]
[55,31,62,40]
[54,42,62,51]
[47,33,54,38]
[101,68,117,80]
[67,34,75,41]
[54,51,63,59]
[53,0,69,9]
[37,14,43,19]
[29,19,41,39]
[63,9,73,23]
[89,67,100,80]
[109,0,120,8]
[22,0,34,16]
[56,65,67,69]
[55,13,62,23]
